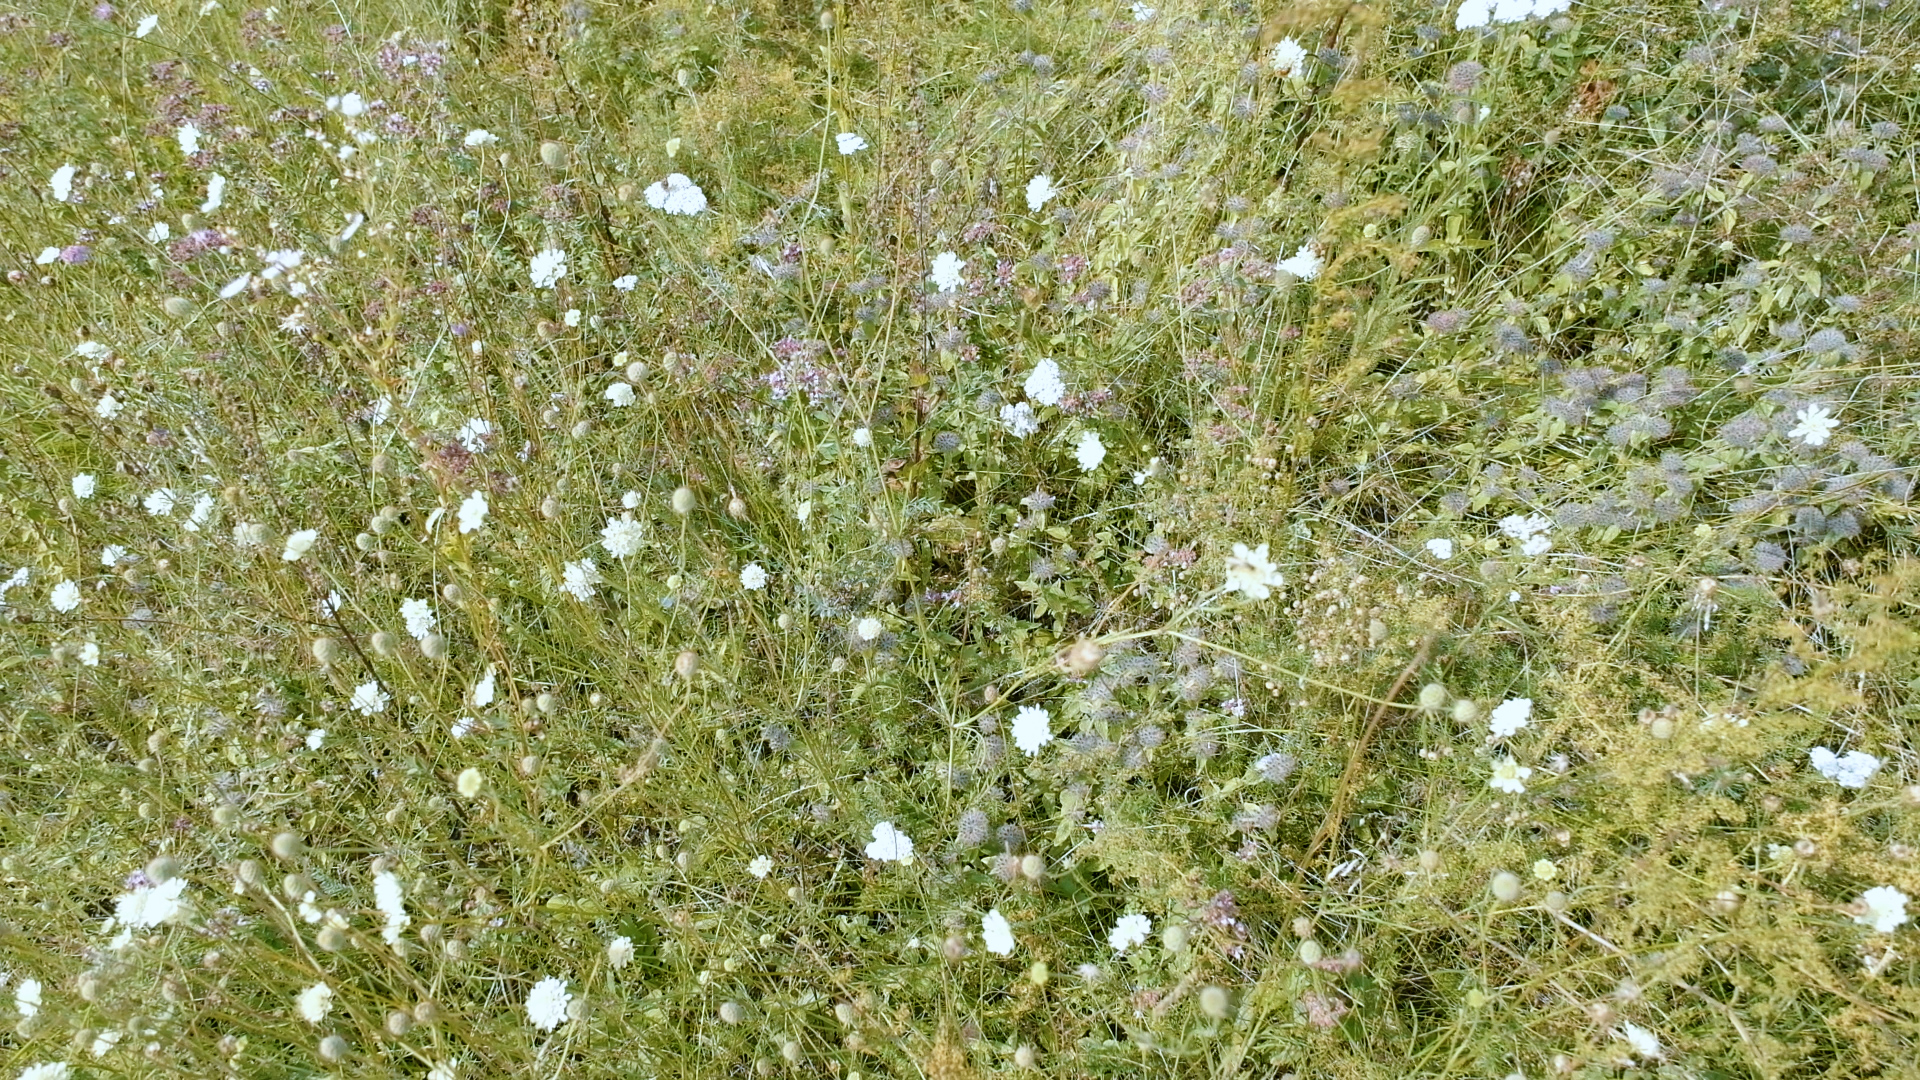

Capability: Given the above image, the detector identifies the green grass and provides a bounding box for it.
[2,0,1918,1077]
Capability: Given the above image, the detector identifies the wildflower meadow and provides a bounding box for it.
[3,0,1919,1077]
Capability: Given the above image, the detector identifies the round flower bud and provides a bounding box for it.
[456,768,484,798]
[145,855,180,882]
[1298,939,1323,965]
[1161,923,1189,954]
[1028,960,1049,985]
[1491,871,1522,902]
[539,141,567,168]
[413,1000,442,1025]
[282,872,314,899]
[671,486,696,515]
[719,1001,745,1024]
[213,804,241,828]
[318,1035,349,1064]
[1019,854,1045,881]
[1014,1044,1037,1069]
[270,832,305,861]
[311,638,340,666]
[317,925,348,952]
[1545,890,1569,912]
[728,494,749,520]
[835,1002,856,1026]
[675,649,700,680]
[1198,985,1231,1019]
[370,631,398,657]
[1418,849,1441,871]
[1451,698,1480,724]
[1418,683,1448,711]
[386,1010,413,1036]
[163,296,195,319]
[420,633,449,660]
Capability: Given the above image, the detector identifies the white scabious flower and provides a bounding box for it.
[1856,885,1910,933]
[981,909,1015,956]
[15,977,42,1018]
[469,665,496,708]
[50,164,77,202]
[1026,174,1059,212]
[1499,513,1554,556]
[401,598,436,640]
[529,247,567,289]
[864,821,915,864]
[1488,756,1532,794]
[200,172,225,214]
[604,381,635,406]
[1108,913,1152,952]
[1789,403,1839,447]
[999,402,1040,438]
[463,128,497,147]
[1615,1021,1663,1062]
[135,13,159,36]
[1270,36,1307,76]
[748,855,774,879]
[740,562,768,590]
[50,580,81,613]
[114,875,188,929]
[1024,358,1065,406]
[644,173,708,215]
[561,558,603,601]
[1074,430,1106,472]
[350,680,389,716]
[608,935,634,969]
[282,528,318,561]
[601,513,646,558]
[836,132,869,154]
[296,982,334,1024]
[456,417,493,453]
[457,491,488,534]
[1425,538,1455,560]
[1011,705,1053,756]
[612,273,638,291]
[1223,542,1285,600]
[373,870,409,946]
[1275,242,1324,281]
[856,616,884,641]
[16,1063,71,1080]
[1455,0,1492,29]
[145,488,179,516]
[96,393,122,419]
[525,976,572,1032]
[72,474,96,499]
[182,493,215,531]
[1809,746,1880,789]
[928,251,966,293]
[1488,697,1533,738]
[178,122,201,155]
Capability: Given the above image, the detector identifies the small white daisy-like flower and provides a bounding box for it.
[529,247,567,289]
[1270,36,1307,76]
[176,122,202,155]
[1074,430,1106,472]
[1275,242,1324,281]
[851,426,873,448]
[602,513,646,558]
[296,982,334,1024]
[427,1061,458,1080]
[929,251,966,293]
[401,598,436,640]
[1856,885,1910,933]
[282,528,318,561]
[604,382,635,407]
[1108,913,1152,952]
[1809,746,1880,789]
[1425,538,1455,560]
[525,976,572,1032]
[95,393,123,419]
[73,474,96,499]
[1011,705,1053,756]
[999,402,1041,438]
[740,563,768,590]
[114,875,188,928]
[1615,1021,1663,1062]
[981,909,1015,956]
[50,580,81,613]
[79,642,100,667]
[747,854,774,879]
[1489,756,1532,794]
[836,132,869,155]
[350,680,389,716]
[1789,403,1839,447]
[561,558,603,601]
[305,728,325,750]
[1025,358,1065,406]
[374,870,409,945]
[89,1029,120,1057]
[463,128,497,147]
[864,821,915,864]
[608,935,634,969]
[856,616,884,641]
[1026,174,1059,213]
[200,172,225,214]
[16,977,43,1019]
[456,417,493,452]
[101,545,126,568]
[644,173,708,216]
[470,665,496,708]
[1488,697,1533,738]
[563,308,581,328]
[612,273,639,291]
[457,491,488,534]
[50,164,77,202]
[145,488,179,516]
[1223,542,1285,600]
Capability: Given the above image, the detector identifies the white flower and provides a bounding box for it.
[1856,885,1910,933]
[605,381,635,407]
[114,875,188,928]
[182,492,214,531]
[856,616,884,641]
[296,982,334,1024]
[282,528,318,561]
[305,728,325,750]
[529,246,567,289]
[350,680,389,716]
[457,491,488,533]
[1074,430,1106,472]
[217,272,253,300]
[1024,358,1065,406]
[740,563,768,590]
[50,580,81,613]
[1011,705,1053,756]
[427,1061,459,1080]
[929,251,966,293]
[622,490,643,509]
[852,426,873,448]
[135,13,159,36]
[1809,746,1880,789]
[1615,1021,1662,1061]
[1492,0,1532,21]
[999,402,1040,438]
[470,665,497,708]
[612,274,638,291]
[79,643,100,667]
[1789,403,1839,447]
[455,417,493,453]
[146,221,171,243]
[795,500,812,524]
[981,909,1015,956]
[90,1029,120,1057]
[561,558,603,601]
[1455,0,1492,29]
[608,935,634,969]
[95,393,122,419]
[1026,174,1059,212]
[1130,2,1156,20]
[836,132,869,154]
[1489,756,1532,794]
[1275,242,1323,281]
[1270,36,1307,76]
[17,1064,71,1080]
[200,172,225,214]
[525,976,572,1032]
[644,173,708,216]
[1425,538,1454,560]
[50,164,77,202]
[326,91,367,117]
[864,821,915,864]
[374,870,409,945]
[1499,513,1553,556]
[177,122,201,155]
[1489,697,1533,738]
[401,598,436,640]
[602,513,646,557]
[463,128,497,147]
[1224,542,1285,600]
[145,488,179,516]
[15,978,42,1018]
[747,855,774,879]
[100,545,125,568]
[1109,913,1152,952]
[456,767,483,797]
